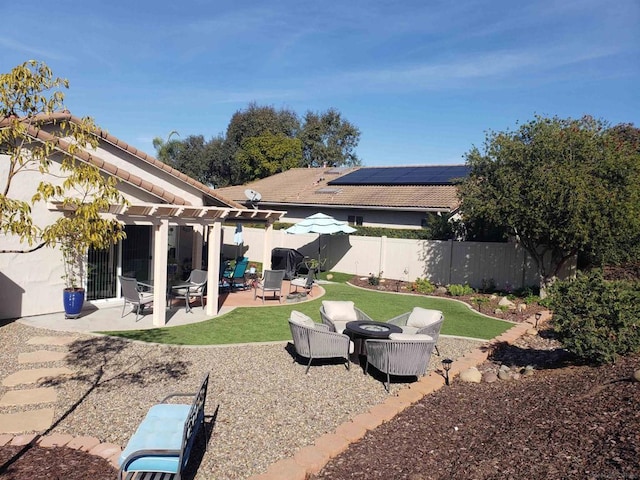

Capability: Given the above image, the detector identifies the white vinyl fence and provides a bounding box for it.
[221,226,575,290]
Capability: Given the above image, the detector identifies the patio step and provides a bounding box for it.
[0,408,55,434]
[0,336,78,435]
[26,335,78,346]
[0,387,57,406]
[18,350,68,364]
[1,367,74,387]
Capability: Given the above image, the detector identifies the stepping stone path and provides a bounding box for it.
[0,335,77,434]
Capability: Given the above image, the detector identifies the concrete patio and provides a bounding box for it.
[18,280,324,333]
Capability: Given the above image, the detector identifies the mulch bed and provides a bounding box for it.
[312,330,640,480]
[0,444,116,479]
[348,275,547,324]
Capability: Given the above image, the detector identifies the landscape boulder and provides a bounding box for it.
[459,367,482,383]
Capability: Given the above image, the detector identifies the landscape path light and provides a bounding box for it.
[534,311,543,329]
[442,358,453,386]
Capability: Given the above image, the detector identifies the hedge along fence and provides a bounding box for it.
[221,226,576,291]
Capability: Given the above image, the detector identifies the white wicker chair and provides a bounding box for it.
[319,300,374,334]
[386,307,444,355]
[365,334,437,391]
[288,311,353,374]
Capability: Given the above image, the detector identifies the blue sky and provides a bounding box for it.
[2,0,638,166]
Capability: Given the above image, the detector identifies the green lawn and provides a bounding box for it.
[102,283,513,345]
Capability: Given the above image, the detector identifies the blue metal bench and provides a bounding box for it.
[118,373,209,480]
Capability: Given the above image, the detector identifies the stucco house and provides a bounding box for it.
[215,165,469,229]
[0,113,284,324]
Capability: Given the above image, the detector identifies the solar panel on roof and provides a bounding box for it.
[328,165,469,186]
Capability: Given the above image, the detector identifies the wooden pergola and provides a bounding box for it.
[50,202,286,326]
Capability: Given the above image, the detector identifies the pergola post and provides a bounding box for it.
[192,224,203,269]
[152,218,170,326]
[206,221,222,316]
[262,220,274,273]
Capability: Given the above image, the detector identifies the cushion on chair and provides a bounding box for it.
[290,310,315,328]
[332,321,348,334]
[349,340,355,354]
[406,308,442,329]
[321,301,358,321]
[388,333,434,341]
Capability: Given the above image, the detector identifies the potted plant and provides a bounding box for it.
[39,161,127,318]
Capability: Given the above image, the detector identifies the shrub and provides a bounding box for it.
[480,278,496,293]
[412,277,435,294]
[368,271,382,286]
[549,270,640,365]
[448,284,474,296]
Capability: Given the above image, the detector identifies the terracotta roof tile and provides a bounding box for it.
[3,113,243,209]
[216,168,462,211]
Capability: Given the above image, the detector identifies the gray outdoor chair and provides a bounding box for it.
[288,311,353,374]
[253,269,286,304]
[289,267,316,296]
[172,269,208,312]
[319,300,374,334]
[119,276,154,321]
[365,334,437,391]
[386,307,444,355]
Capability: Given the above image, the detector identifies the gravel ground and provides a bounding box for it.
[0,320,482,480]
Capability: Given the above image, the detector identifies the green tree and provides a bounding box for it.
[0,60,126,284]
[299,108,361,167]
[235,132,302,181]
[458,115,640,296]
[152,130,181,164]
[224,103,300,184]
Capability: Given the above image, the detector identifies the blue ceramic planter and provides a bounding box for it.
[63,289,85,318]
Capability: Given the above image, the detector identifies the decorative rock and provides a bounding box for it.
[459,367,482,383]
[512,373,521,380]
[498,297,516,310]
[517,303,527,312]
[498,369,511,381]
[435,286,448,295]
[523,365,535,377]
[494,309,503,315]
[633,369,640,382]
[526,328,539,336]
[499,364,510,372]
[482,371,498,383]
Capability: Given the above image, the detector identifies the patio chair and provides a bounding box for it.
[386,307,444,355]
[288,310,353,374]
[222,257,249,290]
[290,267,316,296]
[319,300,374,334]
[365,334,437,391]
[119,276,154,321]
[253,269,286,303]
[172,269,208,312]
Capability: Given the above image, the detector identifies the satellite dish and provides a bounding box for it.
[244,189,262,208]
